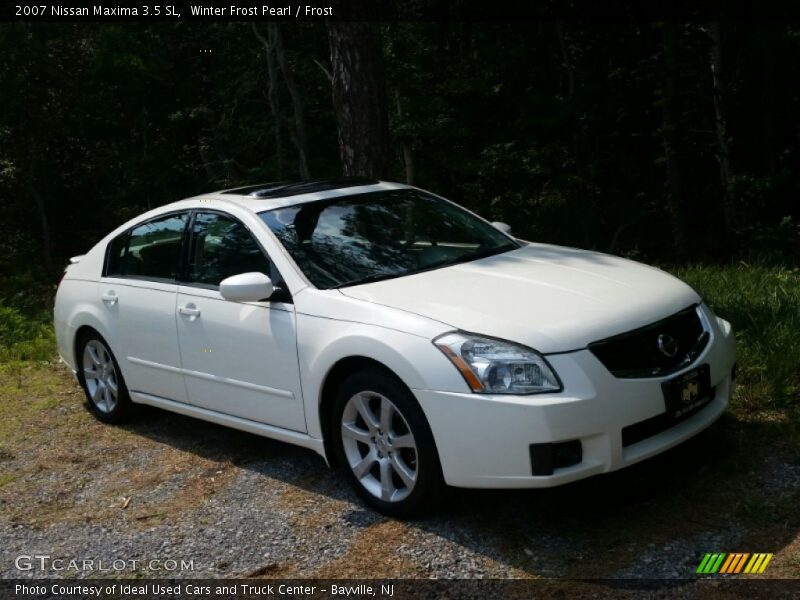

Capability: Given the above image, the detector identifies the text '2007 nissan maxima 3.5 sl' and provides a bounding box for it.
[54,179,736,516]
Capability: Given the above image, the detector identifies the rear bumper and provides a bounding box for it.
[53,314,77,372]
[413,308,736,488]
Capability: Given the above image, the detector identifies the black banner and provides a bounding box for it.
[3,0,800,22]
[3,579,800,600]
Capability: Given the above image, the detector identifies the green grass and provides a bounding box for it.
[0,364,64,440]
[672,264,800,414]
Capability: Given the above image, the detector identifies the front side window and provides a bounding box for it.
[105,213,187,280]
[186,212,272,287]
[258,189,518,289]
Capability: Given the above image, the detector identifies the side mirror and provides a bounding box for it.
[219,272,274,302]
[491,221,512,235]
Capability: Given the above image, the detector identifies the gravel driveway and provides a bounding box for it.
[1,363,799,580]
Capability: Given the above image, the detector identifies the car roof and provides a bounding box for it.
[168,179,412,214]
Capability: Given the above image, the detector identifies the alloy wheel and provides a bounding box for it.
[82,339,119,414]
[340,391,418,502]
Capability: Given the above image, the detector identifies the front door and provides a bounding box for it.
[175,211,305,432]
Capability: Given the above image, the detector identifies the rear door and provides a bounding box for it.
[175,210,305,432]
[99,212,188,403]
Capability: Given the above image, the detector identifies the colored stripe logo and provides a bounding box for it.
[696,553,773,574]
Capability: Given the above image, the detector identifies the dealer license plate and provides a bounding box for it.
[661,364,712,420]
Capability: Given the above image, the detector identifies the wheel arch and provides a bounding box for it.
[318,355,401,468]
[63,303,115,371]
[73,324,102,368]
[300,322,465,453]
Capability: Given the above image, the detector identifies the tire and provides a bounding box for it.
[332,367,444,518]
[76,331,134,424]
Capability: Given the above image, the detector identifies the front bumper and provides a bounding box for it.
[413,308,736,488]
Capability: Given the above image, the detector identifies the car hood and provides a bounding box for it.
[338,243,700,354]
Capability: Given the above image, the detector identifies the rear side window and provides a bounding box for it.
[105,213,187,281]
[186,212,273,287]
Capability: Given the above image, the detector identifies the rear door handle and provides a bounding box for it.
[178,304,201,319]
[101,291,118,305]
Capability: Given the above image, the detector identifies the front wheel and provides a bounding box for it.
[333,368,444,517]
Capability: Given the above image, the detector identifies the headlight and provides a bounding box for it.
[433,332,561,394]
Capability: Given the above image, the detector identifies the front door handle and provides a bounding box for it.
[101,291,118,305]
[178,304,201,319]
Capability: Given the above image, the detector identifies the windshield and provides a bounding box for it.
[259,189,518,289]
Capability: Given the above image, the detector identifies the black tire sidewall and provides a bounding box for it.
[76,331,133,424]
[332,367,444,518]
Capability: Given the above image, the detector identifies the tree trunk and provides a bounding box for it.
[271,24,311,179]
[402,143,414,185]
[557,22,591,247]
[707,21,734,253]
[206,110,241,183]
[659,22,690,261]
[252,23,284,179]
[394,89,414,185]
[197,136,216,181]
[142,107,151,209]
[327,19,391,179]
[26,148,52,270]
[556,22,575,99]
[759,24,777,174]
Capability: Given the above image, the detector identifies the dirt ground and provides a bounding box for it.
[1,362,799,582]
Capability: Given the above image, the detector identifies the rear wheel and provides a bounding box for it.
[333,368,444,517]
[76,332,134,423]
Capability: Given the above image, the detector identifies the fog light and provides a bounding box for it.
[529,440,583,476]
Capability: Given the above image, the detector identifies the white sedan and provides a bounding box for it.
[54,179,736,516]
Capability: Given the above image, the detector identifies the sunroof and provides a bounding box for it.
[222,177,379,198]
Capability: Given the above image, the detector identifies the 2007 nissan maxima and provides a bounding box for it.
[53,179,736,516]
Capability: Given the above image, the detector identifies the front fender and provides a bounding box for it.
[296,313,469,439]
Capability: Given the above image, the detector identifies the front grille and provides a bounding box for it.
[588,305,708,378]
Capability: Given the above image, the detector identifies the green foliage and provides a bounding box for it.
[0,247,58,364]
[673,264,800,410]
[0,303,55,363]
[738,215,800,265]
